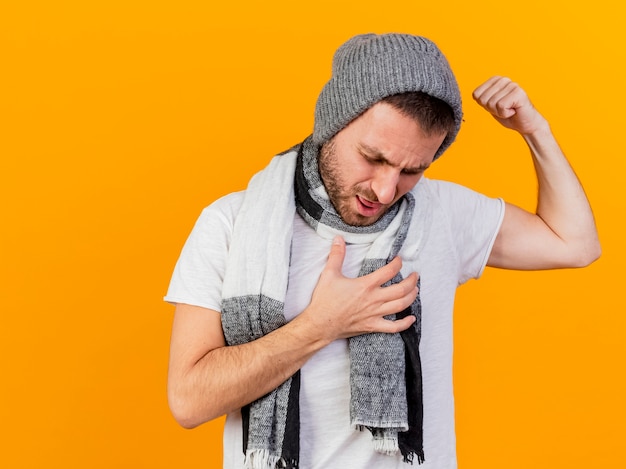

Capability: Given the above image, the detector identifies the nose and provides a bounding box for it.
[371,168,399,204]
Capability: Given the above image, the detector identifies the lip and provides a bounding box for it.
[356,195,383,217]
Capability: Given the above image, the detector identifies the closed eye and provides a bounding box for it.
[361,153,384,165]
[359,145,429,175]
[401,168,423,176]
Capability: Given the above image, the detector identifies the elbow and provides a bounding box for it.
[172,413,201,431]
[176,417,202,430]
[585,246,602,267]
[173,416,200,430]
[570,239,602,268]
[168,384,219,430]
[168,391,202,429]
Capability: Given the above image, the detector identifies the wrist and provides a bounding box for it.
[520,115,551,140]
[291,305,336,349]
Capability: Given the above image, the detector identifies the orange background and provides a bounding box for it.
[1,1,624,468]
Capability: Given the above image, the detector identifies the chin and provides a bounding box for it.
[340,213,380,227]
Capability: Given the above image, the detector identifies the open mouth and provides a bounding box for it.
[356,195,383,217]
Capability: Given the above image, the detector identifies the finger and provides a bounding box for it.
[486,81,522,119]
[392,314,417,333]
[472,75,506,102]
[362,256,403,287]
[475,77,527,119]
[373,314,416,334]
[376,272,418,302]
[373,273,419,317]
[474,77,517,110]
[323,235,346,274]
[378,287,418,317]
[473,77,511,105]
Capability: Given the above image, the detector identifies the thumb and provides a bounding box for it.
[324,236,346,274]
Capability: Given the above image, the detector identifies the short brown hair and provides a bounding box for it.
[382,91,456,137]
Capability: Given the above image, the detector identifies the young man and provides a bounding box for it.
[164,33,600,468]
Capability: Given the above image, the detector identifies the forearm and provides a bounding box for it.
[523,119,601,265]
[168,311,330,429]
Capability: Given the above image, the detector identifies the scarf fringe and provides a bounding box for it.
[244,449,279,469]
[372,435,400,456]
[244,449,299,469]
[402,449,425,465]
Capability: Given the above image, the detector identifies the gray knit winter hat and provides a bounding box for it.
[313,33,462,160]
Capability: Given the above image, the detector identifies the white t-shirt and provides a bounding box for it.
[165,177,504,469]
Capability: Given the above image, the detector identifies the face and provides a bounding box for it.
[318,102,447,226]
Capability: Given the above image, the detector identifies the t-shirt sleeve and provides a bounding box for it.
[430,180,505,285]
[163,192,244,311]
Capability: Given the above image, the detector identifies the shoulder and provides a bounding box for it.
[415,177,482,199]
[202,191,245,217]
[179,191,247,254]
[194,191,246,230]
[414,177,503,214]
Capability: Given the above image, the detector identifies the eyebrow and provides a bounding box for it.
[358,143,431,173]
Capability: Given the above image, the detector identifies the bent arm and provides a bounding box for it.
[473,77,601,270]
[167,303,329,428]
[167,237,418,428]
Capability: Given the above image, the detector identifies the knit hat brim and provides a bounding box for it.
[313,34,462,160]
